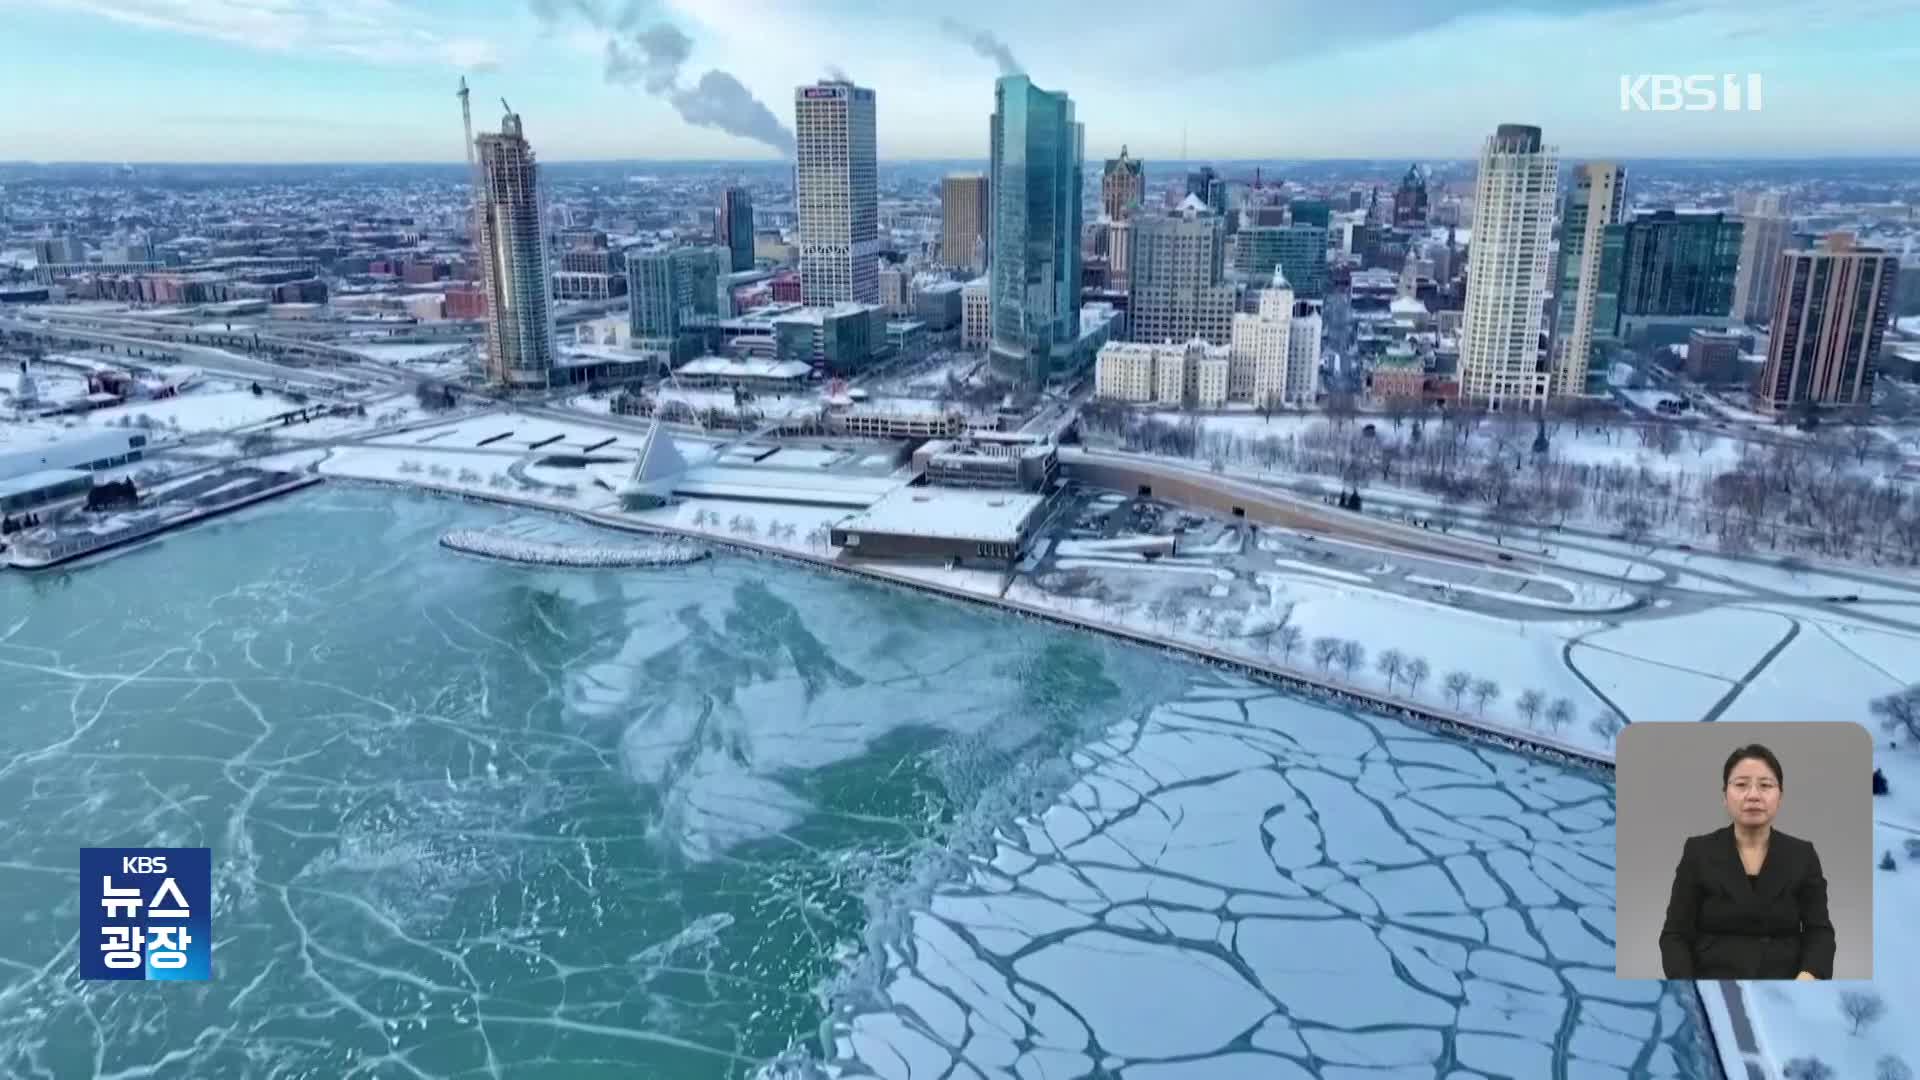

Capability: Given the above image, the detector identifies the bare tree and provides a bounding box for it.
[1312,635,1342,671]
[1783,1059,1834,1080]
[1337,640,1366,679]
[1274,624,1304,664]
[1444,670,1473,709]
[1641,422,1682,458]
[1403,657,1431,698]
[1377,648,1407,692]
[1842,990,1886,1036]
[1590,711,1625,746]
[1545,696,1575,733]
[1871,685,1920,743]
[1471,678,1500,714]
[1517,689,1546,727]
[1687,426,1719,458]
[1877,1055,1915,1080]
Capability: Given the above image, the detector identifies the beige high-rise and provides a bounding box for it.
[1229,268,1294,407]
[1732,213,1789,326]
[941,173,989,272]
[474,107,554,389]
[1459,124,1558,409]
[1550,162,1625,398]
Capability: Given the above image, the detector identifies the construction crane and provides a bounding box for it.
[456,77,474,170]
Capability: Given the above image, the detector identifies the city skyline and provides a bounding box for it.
[4,0,1917,163]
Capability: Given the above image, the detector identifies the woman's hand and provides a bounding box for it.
[1796,971,1818,981]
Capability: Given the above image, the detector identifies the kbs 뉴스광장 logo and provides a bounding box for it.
[79,848,212,981]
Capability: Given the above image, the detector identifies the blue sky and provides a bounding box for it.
[1,0,1915,163]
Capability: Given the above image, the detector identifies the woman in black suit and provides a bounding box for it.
[1659,744,1835,980]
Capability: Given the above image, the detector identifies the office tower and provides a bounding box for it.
[1288,200,1330,230]
[1458,123,1558,408]
[1755,234,1897,414]
[473,105,555,389]
[941,172,990,272]
[717,187,755,273]
[988,73,1084,387]
[1229,266,1295,407]
[1549,162,1627,397]
[1187,166,1226,215]
[1288,298,1323,405]
[1393,165,1429,228]
[1232,223,1327,299]
[1130,197,1235,346]
[1732,212,1790,326]
[1103,146,1145,221]
[627,245,730,343]
[1594,210,1743,343]
[794,79,879,305]
[1736,191,1788,218]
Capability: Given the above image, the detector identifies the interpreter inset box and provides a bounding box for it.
[1614,721,1872,980]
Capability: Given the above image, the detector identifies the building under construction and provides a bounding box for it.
[466,87,555,390]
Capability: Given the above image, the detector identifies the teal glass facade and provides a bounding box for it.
[989,74,1083,387]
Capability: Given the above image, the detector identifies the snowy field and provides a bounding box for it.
[74,388,305,434]
[830,677,1709,1080]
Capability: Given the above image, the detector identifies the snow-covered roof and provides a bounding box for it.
[677,356,811,380]
[836,485,1045,544]
[0,468,91,499]
[1177,194,1211,213]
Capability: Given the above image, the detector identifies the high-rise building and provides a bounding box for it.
[1290,200,1331,229]
[1549,162,1627,397]
[717,187,755,273]
[794,80,879,305]
[1736,191,1788,218]
[1732,213,1790,326]
[1458,123,1558,408]
[1594,210,1743,344]
[988,74,1084,387]
[940,173,990,272]
[1229,267,1295,407]
[1232,224,1327,299]
[1130,197,1236,347]
[627,245,730,348]
[1102,146,1145,221]
[1187,167,1226,215]
[1754,233,1898,414]
[1288,298,1323,405]
[473,105,555,389]
[1393,165,1429,229]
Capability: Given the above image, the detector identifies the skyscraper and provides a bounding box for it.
[1186,167,1226,216]
[1130,197,1236,347]
[474,105,555,389]
[1732,212,1790,326]
[1103,146,1145,221]
[941,173,990,272]
[794,80,879,305]
[1232,224,1327,299]
[1393,165,1429,229]
[1458,123,1557,409]
[1595,210,1744,343]
[1550,162,1627,397]
[1229,266,1295,407]
[717,187,755,273]
[1754,233,1897,414]
[989,74,1084,387]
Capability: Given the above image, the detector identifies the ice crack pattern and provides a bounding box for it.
[0,487,1706,1079]
[826,682,1713,1080]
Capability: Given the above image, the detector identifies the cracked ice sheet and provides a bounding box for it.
[832,679,1713,1080]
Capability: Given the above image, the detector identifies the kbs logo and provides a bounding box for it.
[79,847,212,981]
[1619,74,1763,112]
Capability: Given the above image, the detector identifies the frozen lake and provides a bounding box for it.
[0,486,1711,1078]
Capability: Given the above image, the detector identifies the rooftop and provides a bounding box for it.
[836,485,1046,544]
[677,355,811,380]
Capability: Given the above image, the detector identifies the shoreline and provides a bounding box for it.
[5,474,324,571]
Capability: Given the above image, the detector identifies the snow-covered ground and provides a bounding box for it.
[71,388,303,434]
[343,342,469,363]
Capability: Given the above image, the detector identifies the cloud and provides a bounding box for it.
[936,17,1022,76]
[41,0,505,70]
[530,1,794,155]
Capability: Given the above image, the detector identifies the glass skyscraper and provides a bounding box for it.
[989,74,1084,388]
[1594,210,1744,342]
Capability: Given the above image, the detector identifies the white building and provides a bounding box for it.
[1287,300,1323,406]
[1230,267,1294,407]
[794,80,880,306]
[1094,339,1228,408]
[879,265,909,315]
[1458,123,1557,409]
[961,276,991,349]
